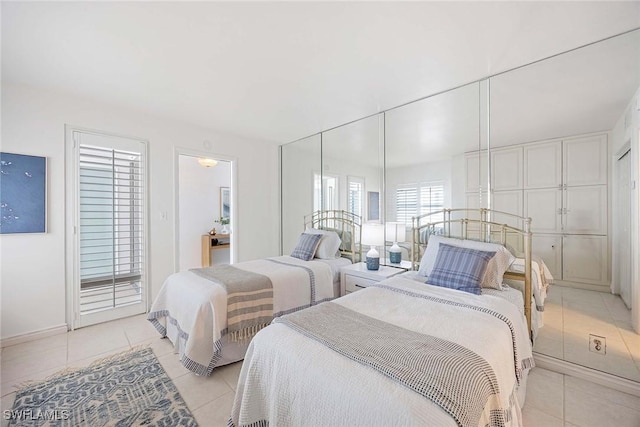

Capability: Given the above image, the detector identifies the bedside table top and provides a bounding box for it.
[341,262,407,279]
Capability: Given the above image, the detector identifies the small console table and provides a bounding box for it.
[201,234,230,267]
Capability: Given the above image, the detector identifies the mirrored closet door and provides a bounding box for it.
[489,29,640,382]
[280,28,640,384]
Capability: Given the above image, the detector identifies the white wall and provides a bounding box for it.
[0,82,279,340]
[179,156,231,271]
[611,85,640,332]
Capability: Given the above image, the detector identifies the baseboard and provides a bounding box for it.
[534,353,640,397]
[0,324,68,348]
[554,280,611,293]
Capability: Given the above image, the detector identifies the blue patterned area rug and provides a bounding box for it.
[8,347,198,426]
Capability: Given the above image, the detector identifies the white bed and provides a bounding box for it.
[229,209,536,427]
[148,210,360,375]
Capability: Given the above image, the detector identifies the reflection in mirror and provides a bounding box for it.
[384,82,482,263]
[321,114,383,254]
[281,134,321,255]
[490,29,640,382]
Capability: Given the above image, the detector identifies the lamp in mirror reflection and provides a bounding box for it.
[362,223,384,270]
[198,158,218,168]
[385,222,406,264]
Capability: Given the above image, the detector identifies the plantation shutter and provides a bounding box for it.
[396,186,418,225]
[396,182,444,225]
[78,144,145,314]
[347,177,364,219]
[420,183,445,223]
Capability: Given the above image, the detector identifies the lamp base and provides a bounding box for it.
[366,246,380,270]
[389,251,402,264]
[389,242,402,264]
[366,256,380,270]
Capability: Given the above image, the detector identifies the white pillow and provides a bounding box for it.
[304,228,342,259]
[417,235,515,289]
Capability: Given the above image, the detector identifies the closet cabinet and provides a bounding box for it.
[464,133,609,289]
[523,134,608,288]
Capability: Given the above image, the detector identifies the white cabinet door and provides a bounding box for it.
[532,234,563,280]
[564,186,607,235]
[492,190,524,251]
[491,146,523,191]
[563,135,607,186]
[524,188,563,233]
[562,235,608,286]
[466,191,488,209]
[465,151,488,192]
[524,141,562,189]
[492,190,523,224]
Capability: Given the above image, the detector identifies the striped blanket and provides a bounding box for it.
[230,275,533,427]
[275,302,507,427]
[190,265,273,341]
[147,256,335,375]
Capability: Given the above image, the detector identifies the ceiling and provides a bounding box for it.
[2,2,640,145]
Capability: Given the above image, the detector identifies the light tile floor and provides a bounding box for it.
[535,285,640,382]
[1,314,639,427]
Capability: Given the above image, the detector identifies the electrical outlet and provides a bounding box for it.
[589,334,606,355]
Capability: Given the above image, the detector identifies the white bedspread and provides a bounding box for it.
[231,276,533,427]
[148,256,334,375]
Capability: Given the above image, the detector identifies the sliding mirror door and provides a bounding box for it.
[384,82,484,263]
[490,30,640,382]
[281,135,321,254]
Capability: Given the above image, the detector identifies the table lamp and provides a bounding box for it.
[386,222,406,264]
[362,223,385,270]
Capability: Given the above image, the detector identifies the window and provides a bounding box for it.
[313,173,338,212]
[347,176,364,219]
[396,182,444,225]
[78,144,145,314]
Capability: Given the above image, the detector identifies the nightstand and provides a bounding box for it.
[340,262,408,296]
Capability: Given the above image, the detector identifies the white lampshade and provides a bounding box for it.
[385,222,406,243]
[362,223,384,270]
[362,223,385,246]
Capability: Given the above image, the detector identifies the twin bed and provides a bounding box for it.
[147,210,360,375]
[149,208,550,427]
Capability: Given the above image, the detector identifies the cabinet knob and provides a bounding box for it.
[551,245,555,249]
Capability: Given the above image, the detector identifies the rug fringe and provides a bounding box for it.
[14,344,152,392]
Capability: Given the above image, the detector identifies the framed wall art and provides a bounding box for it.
[0,152,47,234]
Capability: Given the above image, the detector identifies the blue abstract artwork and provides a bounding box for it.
[0,152,47,234]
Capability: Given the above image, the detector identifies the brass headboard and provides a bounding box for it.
[304,210,362,263]
[410,208,533,337]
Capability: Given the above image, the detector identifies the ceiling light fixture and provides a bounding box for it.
[198,158,218,168]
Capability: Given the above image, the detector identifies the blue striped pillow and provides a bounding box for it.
[291,233,323,261]
[426,243,496,295]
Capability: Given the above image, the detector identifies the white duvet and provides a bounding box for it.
[231,276,534,427]
[148,256,335,375]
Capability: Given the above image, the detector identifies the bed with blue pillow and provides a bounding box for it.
[147,210,360,376]
[230,209,536,427]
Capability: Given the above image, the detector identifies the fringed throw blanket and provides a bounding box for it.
[275,302,505,427]
[190,265,273,341]
[230,275,534,427]
[147,255,335,376]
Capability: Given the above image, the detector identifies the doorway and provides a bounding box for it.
[615,147,632,308]
[177,153,233,271]
[66,127,148,329]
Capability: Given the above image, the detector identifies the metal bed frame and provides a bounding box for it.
[304,210,362,264]
[410,208,533,336]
